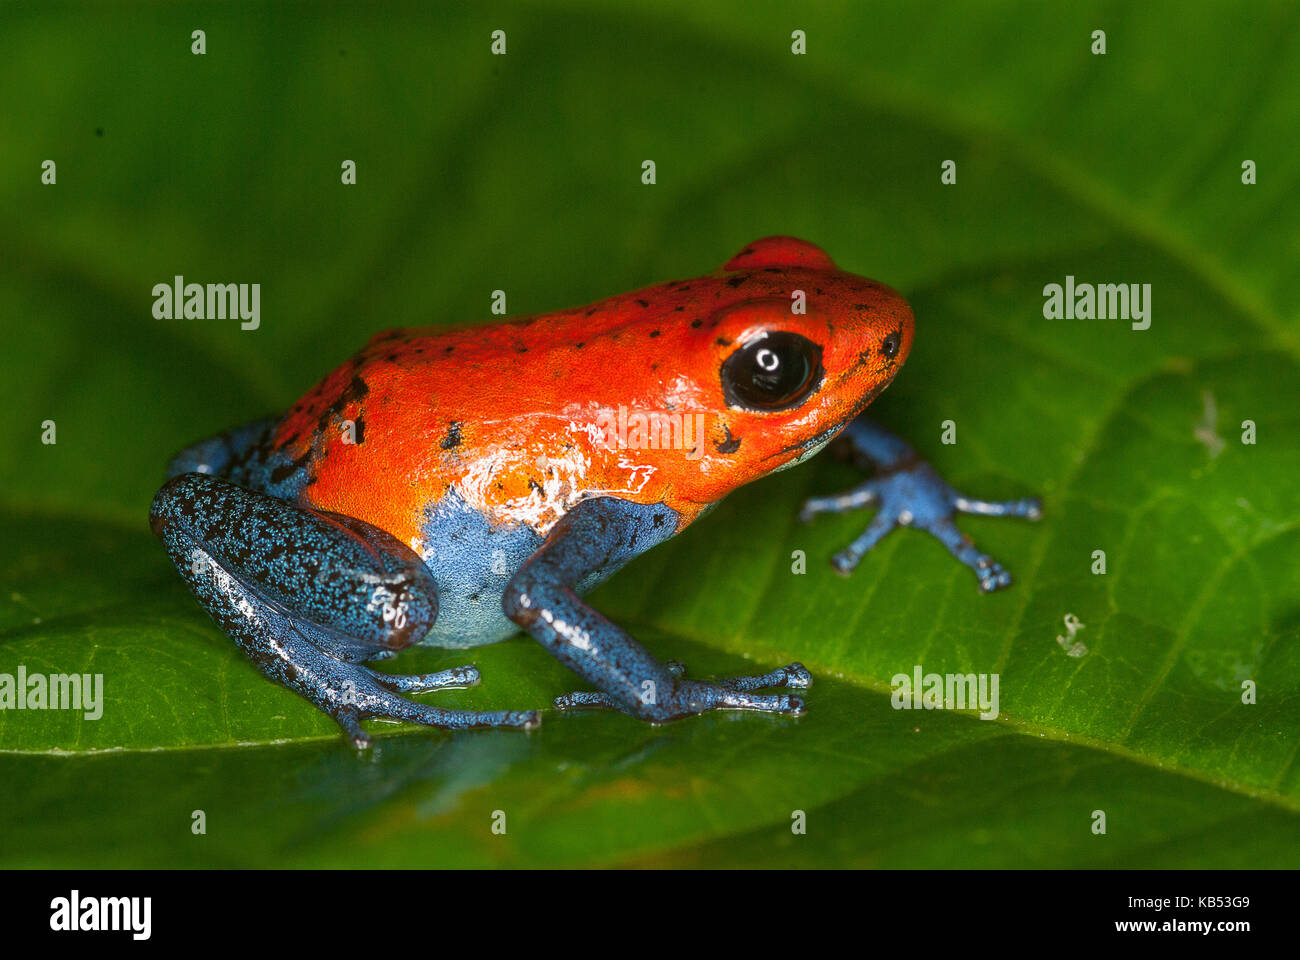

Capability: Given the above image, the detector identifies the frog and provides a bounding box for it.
[150,236,1041,748]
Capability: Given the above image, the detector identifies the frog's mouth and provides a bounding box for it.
[779,424,839,458]
[768,432,836,474]
[769,374,894,466]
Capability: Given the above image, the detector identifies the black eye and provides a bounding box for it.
[721,332,824,411]
[880,331,901,359]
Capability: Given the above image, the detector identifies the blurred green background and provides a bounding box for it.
[1,0,1298,867]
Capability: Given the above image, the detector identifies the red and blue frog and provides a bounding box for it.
[151,237,1041,747]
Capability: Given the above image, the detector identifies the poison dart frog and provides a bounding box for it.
[151,237,1041,747]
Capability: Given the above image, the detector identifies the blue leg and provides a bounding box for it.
[801,418,1041,592]
[504,498,811,721]
[164,417,279,479]
[151,473,540,747]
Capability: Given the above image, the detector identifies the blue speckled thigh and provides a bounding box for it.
[167,419,654,649]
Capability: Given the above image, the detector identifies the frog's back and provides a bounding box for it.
[257,276,736,547]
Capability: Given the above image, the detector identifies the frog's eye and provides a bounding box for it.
[721,332,824,411]
[880,331,901,360]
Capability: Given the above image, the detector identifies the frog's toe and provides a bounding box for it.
[362,663,480,694]
[829,510,900,575]
[334,708,374,750]
[954,494,1043,521]
[917,515,1018,593]
[785,662,814,688]
[680,685,806,716]
[799,480,881,522]
[340,680,542,748]
[708,661,813,692]
[557,686,807,719]
[637,659,812,693]
[974,557,1013,593]
[553,668,687,713]
[554,690,621,711]
[554,662,813,719]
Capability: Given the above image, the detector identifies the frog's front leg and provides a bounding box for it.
[503,497,810,721]
[800,417,1042,592]
[151,473,541,747]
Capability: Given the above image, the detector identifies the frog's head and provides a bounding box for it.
[685,237,915,485]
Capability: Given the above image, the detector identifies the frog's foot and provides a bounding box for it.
[554,660,811,718]
[800,462,1041,593]
[152,472,542,748]
[319,658,540,750]
[286,643,540,749]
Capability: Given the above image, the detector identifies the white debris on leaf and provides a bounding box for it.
[1056,613,1087,658]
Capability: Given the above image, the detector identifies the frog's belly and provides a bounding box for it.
[413,490,643,649]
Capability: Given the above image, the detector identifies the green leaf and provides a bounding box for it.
[2,0,1297,867]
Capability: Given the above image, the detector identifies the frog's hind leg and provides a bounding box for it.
[164,417,280,480]
[151,472,541,747]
